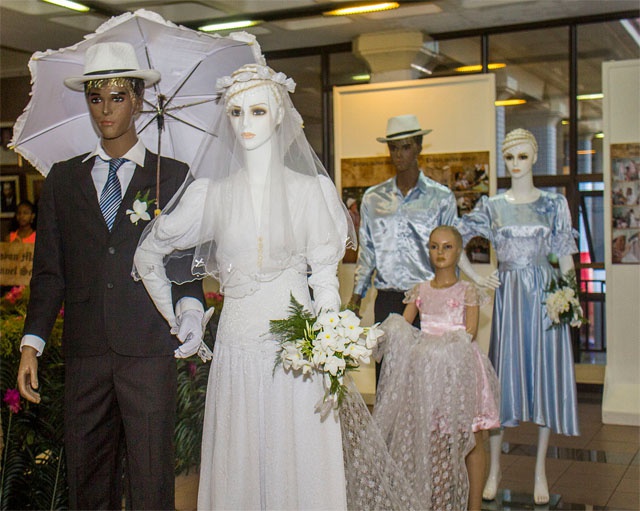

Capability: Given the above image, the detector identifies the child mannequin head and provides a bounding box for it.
[429,225,463,272]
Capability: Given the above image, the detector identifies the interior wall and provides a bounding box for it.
[333,74,496,399]
[602,59,640,426]
[1,76,31,123]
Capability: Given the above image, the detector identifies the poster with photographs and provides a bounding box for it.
[341,151,490,263]
[611,143,640,264]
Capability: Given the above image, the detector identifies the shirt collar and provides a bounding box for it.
[393,171,429,196]
[82,139,147,167]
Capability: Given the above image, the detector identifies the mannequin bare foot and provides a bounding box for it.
[482,470,501,501]
[534,473,549,505]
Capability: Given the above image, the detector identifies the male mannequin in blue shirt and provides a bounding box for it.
[348,114,498,380]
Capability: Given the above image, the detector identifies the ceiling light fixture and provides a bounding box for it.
[324,2,400,16]
[494,99,526,106]
[411,63,434,75]
[577,93,604,101]
[199,20,261,32]
[455,63,506,73]
[41,0,90,12]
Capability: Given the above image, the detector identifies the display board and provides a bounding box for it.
[602,59,640,426]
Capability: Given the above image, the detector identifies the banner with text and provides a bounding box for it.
[0,242,34,286]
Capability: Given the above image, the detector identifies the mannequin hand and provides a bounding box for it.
[477,270,500,290]
[17,347,41,404]
[174,309,204,359]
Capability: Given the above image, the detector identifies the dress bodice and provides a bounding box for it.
[407,280,480,336]
[456,192,577,269]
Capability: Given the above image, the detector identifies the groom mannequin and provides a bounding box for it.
[16,42,204,510]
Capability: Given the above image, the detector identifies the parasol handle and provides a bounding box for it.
[155,95,166,217]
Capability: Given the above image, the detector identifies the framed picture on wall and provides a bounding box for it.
[610,143,640,264]
[0,174,20,218]
[26,173,45,205]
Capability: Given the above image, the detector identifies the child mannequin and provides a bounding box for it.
[457,129,580,505]
[374,225,500,511]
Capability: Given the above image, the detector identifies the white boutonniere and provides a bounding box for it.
[126,190,156,225]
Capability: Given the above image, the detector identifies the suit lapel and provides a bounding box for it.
[76,155,108,228]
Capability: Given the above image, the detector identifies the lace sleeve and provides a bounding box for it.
[403,283,421,304]
[463,281,491,308]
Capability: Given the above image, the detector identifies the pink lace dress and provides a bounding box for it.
[374,280,500,511]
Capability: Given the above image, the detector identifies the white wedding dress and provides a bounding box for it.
[198,268,347,510]
[136,171,349,510]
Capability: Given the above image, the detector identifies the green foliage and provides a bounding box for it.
[0,286,220,507]
[269,294,315,341]
[175,357,210,475]
[0,286,67,509]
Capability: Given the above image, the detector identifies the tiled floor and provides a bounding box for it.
[175,386,640,511]
[484,386,640,510]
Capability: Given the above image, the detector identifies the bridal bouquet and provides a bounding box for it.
[545,270,586,329]
[270,294,383,412]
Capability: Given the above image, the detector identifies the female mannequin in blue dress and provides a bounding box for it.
[457,129,579,505]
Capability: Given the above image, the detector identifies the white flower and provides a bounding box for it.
[364,323,384,349]
[281,344,301,371]
[317,328,338,352]
[338,310,364,341]
[314,310,340,331]
[324,355,346,376]
[345,343,371,364]
[126,198,151,225]
[311,343,330,366]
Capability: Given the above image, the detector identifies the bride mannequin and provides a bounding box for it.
[134,63,355,510]
[457,129,580,505]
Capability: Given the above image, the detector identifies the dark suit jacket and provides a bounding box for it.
[24,150,203,358]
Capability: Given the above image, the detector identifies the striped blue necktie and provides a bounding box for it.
[99,158,126,230]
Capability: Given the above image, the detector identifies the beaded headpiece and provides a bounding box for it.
[216,64,296,108]
[502,128,538,154]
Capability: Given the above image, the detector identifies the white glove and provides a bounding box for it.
[477,269,500,290]
[173,309,204,359]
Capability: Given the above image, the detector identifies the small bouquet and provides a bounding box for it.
[270,294,383,413]
[545,270,587,329]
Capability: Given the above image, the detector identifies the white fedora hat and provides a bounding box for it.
[64,42,161,91]
[376,114,432,143]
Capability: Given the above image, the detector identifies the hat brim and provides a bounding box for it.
[64,69,161,91]
[376,128,432,143]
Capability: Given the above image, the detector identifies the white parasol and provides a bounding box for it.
[11,9,260,206]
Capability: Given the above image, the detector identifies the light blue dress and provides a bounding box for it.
[457,191,580,436]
